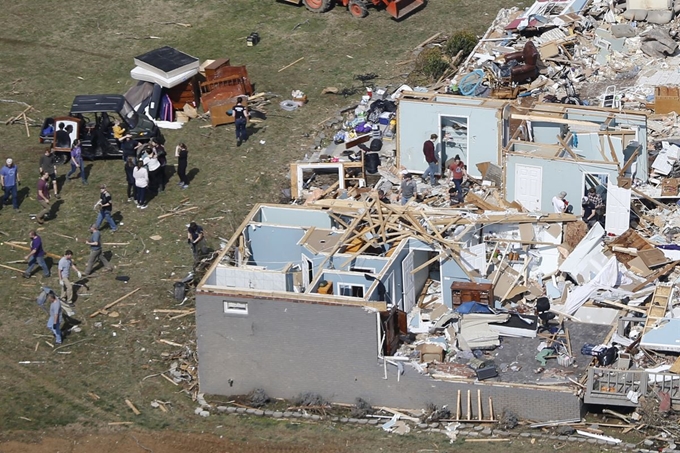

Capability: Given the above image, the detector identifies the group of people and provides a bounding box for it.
[397,133,469,206]
[3,131,199,346]
[552,188,606,228]
[121,137,191,209]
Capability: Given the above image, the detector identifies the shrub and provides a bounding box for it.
[414,47,449,81]
[444,31,478,60]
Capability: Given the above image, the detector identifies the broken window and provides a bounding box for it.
[440,115,469,167]
[338,283,365,298]
[223,300,248,315]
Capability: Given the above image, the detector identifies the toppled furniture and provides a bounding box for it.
[200,65,253,112]
[504,41,540,83]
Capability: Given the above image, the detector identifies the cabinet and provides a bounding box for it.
[450,282,493,306]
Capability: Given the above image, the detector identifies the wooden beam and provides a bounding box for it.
[410,253,444,275]
[619,147,640,177]
[632,187,665,208]
[557,135,580,160]
[0,263,24,273]
[90,288,141,318]
[511,114,601,128]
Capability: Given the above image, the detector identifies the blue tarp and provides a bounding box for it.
[455,302,494,314]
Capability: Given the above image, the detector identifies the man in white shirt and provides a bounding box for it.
[552,191,572,213]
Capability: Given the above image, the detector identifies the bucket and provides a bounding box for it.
[174,282,187,302]
[557,354,574,367]
[366,87,373,98]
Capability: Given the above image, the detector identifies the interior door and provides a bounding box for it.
[514,164,543,211]
[605,181,631,236]
[401,251,415,312]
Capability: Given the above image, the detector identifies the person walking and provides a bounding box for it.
[133,161,149,209]
[175,143,189,189]
[83,224,113,276]
[231,97,249,146]
[399,172,418,205]
[421,134,439,186]
[58,250,82,305]
[1,158,21,212]
[47,292,63,345]
[94,185,118,231]
[24,230,50,278]
[448,154,467,205]
[66,139,87,184]
[39,147,61,199]
[187,222,206,261]
[36,172,51,224]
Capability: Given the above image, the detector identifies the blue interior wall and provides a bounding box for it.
[246,225,305,271]
[506,154,619,215]
[398,98,501,177]
[441,258,472,308]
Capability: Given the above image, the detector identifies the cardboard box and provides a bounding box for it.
[417,344,444,363]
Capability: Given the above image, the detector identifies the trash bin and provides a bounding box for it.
[364,152,380,174]
[174,282,186,302]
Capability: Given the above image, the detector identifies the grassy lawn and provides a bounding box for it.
[2,1,634,451]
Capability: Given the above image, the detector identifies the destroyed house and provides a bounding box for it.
[196,203,614,422]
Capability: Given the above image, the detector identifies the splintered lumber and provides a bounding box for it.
[0,263,24,273]
[169,310,196,320]
[108,421,134,425]
[477,389,482,421]
[157,206,198,220]
[125,399,141,415]
[153,309,194,314]
[467,389,471,420]
[456,389,461,420]
[89,288,141,318]
[278,57,304,73]
[465,439,512,442]
[159,339,183,347]
[414,32,442,49]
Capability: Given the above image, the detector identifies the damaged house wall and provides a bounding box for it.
[196,294,583,422]
[246,224,306,270]
[505,153,620,215]
[397,97,505,177]
[258,205,334,228]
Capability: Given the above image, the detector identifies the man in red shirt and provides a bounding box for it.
[448,155,467,204]
[36,172,51,224]
[421,133,439,186]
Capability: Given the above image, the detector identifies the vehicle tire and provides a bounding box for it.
[303,0,334,13]
[53,153,67,165]
[348,0,368,18]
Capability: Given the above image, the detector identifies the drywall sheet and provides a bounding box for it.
[560,223,605,280]
[641,318,680,352]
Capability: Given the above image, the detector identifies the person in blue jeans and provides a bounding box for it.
[231,97,249,146]
[66,140,87,184]
[421,134,439,186]
[47,293,62,344]
[94,185,118,232]
[24,230,50,278]
[0,157,21,211]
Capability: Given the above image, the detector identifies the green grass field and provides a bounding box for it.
[0,1,636,451]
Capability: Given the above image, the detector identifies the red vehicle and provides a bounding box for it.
[281,0,425,19]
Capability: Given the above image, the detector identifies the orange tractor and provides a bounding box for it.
[282,0,425,19]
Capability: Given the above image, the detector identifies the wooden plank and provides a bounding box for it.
[0,263,24,273]
[632,263,679,292]
[410,253,444,275]
[157,206,198,220]
[511,114,601,128]
[414,32,442,49]
[619,147,640,177]
[278,57,304,73]
[465,191,503,211]
[125,399,141,415]
[631,187,665,208]
[89,288,141,318]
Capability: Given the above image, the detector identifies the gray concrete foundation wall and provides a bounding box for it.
[196,294,582,422]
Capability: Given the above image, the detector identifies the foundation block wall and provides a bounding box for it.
[196,294,582,422]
